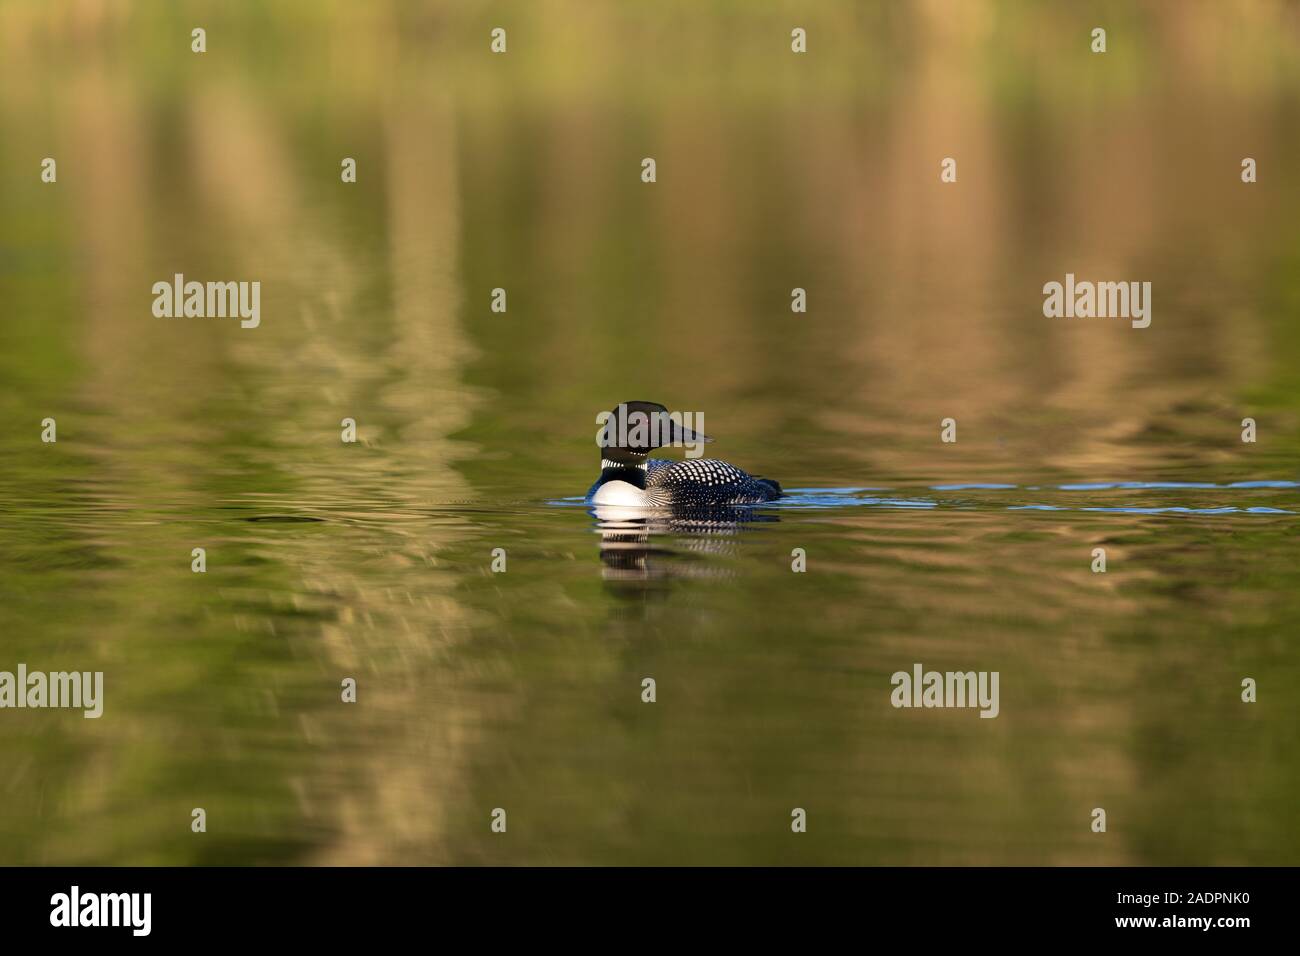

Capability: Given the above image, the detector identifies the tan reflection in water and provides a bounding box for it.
[307,94,483,865]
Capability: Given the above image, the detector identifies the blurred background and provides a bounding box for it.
[1,0,1298,864]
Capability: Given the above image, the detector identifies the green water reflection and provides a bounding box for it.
[1,1,1298,865]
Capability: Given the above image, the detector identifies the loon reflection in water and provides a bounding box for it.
[593,502,780,585]
[585,401,782,508]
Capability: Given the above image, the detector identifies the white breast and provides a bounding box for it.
[591,479,649,507]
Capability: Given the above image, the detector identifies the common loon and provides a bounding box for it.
[585,401,782,508]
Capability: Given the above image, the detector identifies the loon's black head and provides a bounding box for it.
[597,400,712,465]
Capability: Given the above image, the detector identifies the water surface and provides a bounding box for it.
[2,1,1299,865]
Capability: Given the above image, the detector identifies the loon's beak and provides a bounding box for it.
[669,419,711,447]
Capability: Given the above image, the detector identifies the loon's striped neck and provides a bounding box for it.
[601,458,647,471]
